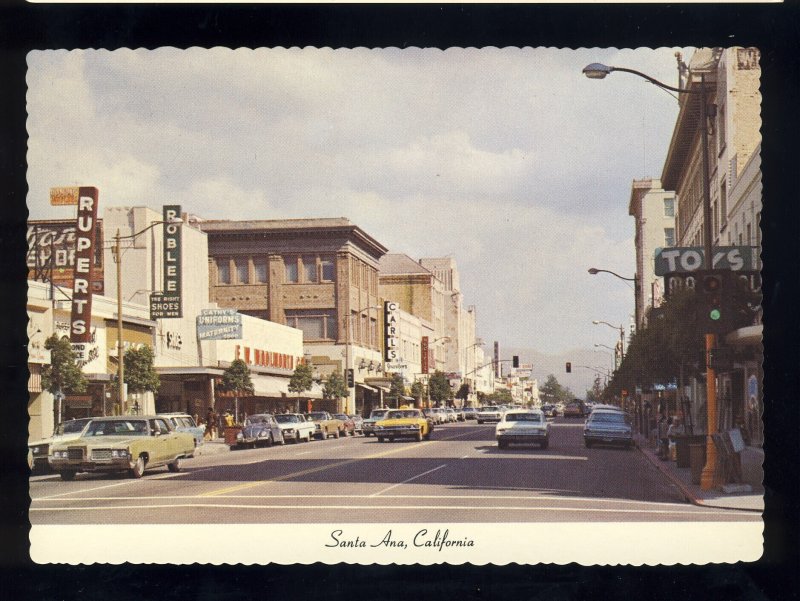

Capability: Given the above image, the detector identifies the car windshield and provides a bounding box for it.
[334,414,349,420]
[86,420,148,436]
[370,410,389,419]
[57,419,91,435]
[275,414,299,424]
[387,410,419,419]
[308,412,328,420]
[246,415,271,425]
[482,406,500,412]
[589,412,629,424]
[505,413,543,423]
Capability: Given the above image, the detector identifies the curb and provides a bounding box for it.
[635,438,762,513]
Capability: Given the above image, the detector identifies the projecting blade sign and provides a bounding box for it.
[196,309,243,340]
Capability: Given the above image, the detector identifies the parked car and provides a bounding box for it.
[159,413,205,447]
[583,409,633,449]
[48,415,195,480]
[374,408,433,442]
[29,417,93,473]
[495,409,550,449]
[233,413,284,449]
[333,413,356,436]
[275,413,316,443]
[349,415,365,436]
[540,404,558,418]
[462,407,478,420]
[430,407,447,424]
[306,411,345,440]
[451,407,466,422]
[477,406,504,424]
[363,408,392,437]
[445,407,457,423]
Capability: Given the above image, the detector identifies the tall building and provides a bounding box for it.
[377,253,447,372]
[197,217,388,414]
[660,47,762,446]
[628,178,676,329]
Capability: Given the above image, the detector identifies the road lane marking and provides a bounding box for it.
[478,452,588,460]
[29,503,752,517]
[370,464,449,497]
[198,429,480,497]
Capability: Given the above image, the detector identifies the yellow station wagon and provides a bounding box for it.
[49,415,195,480]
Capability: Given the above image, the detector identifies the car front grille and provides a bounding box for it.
[67,447,84,461]
[91,449,112,460]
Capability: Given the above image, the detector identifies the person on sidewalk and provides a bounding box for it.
[205,408,217,440]
[657,414,672,460]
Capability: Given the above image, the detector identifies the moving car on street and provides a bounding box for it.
[583,409,633,449]
[349,415,364,436]
[374,408,433,442]
[495,409,550,449]
[234,413,284,449]
[29,417,93,473]
[306,411,345,439]
[477,406,504,424]
[362,408,392,437]
[275,413,316,443]
[49,416,195,480]
[563,401,588,418]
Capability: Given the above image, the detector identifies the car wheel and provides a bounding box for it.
[415,430,423,442]
[129,455,146,478]
[377,437,385,443]
[584,440,592,448]
[423,431,431,441]
[278,434,286,445]
[540,440,549,450]
[334,429,340,439]
[168,457,183,473]
[59,470,77,481]
[477,420,483,425]
[498,441,508,449]
[388,437,395,443]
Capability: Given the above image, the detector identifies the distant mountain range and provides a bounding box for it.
[501,347,614,399]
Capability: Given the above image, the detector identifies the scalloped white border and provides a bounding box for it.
[31,522,763,565]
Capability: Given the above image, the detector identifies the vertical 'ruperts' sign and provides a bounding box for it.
[69,187,99,342]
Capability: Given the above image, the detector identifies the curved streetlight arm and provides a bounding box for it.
[587,268,636,282]
[582,63,702,95]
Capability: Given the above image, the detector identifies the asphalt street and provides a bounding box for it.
[30,418,760,524]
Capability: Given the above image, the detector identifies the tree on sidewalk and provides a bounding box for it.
[120,345,160,414]
[388,373,406,407]
[428,370,453,407]
[41,335,87,424]
[219,359,254,424]
[322,370,349,404]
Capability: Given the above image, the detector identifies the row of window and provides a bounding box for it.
[215,255,336,285]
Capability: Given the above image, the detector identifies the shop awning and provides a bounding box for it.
[725,325,763,347]
[374,385,391,393]
[401,395,415,402]
[251,374,290,397]
[357,383,378,392]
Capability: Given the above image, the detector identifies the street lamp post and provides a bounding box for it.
[112,220,182,414]
[588,267,640,327]
[584,60,719,489]
[592,319,626,365]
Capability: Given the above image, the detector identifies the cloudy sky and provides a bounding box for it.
[26,47,691,375]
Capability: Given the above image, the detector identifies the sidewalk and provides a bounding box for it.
[193,438,231,456]
[635,434,764,512]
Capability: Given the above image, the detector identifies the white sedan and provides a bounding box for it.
[495,409,550,449]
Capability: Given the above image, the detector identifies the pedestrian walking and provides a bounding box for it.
[205,408,217,440]
[658,414,672,460]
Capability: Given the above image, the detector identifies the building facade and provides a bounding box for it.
[198,217,388,414]
[628,178,676,329]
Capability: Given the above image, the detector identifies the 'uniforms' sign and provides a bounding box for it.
[197,309,243,340]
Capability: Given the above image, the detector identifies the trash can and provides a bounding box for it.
[689,441,707,485]
[675,436,690,468]
[224,426,242,446]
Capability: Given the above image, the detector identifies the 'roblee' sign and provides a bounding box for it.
[69,187,99,343]
[162,205,182,317]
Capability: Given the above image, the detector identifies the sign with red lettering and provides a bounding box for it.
[69,187,99,343]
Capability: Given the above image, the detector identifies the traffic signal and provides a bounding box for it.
[512,355,519,368]
[695,270,729,333]
[565,362,572,373]
[346,368,355,388]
